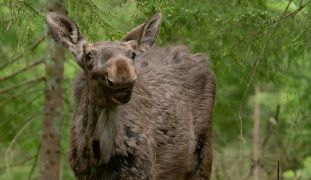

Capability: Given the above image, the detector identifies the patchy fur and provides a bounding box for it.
[68,46,215,179]
[46,12,216,180]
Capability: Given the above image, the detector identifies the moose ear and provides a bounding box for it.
[46,12,83,57]
[122,13,162,49]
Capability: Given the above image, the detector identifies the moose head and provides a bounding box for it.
[46,12,161,105]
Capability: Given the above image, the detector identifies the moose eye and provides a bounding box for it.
[85,53,94,62]
[84,53,94,69]
[130,52,136,60]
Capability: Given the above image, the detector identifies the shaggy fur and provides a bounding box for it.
[46,12,216,180]
[69,46,215,179]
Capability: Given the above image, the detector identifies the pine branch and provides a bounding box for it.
[0,77,45,94]
[244,0,309,89]
[0,93,43,140]
[281,1,310,20]
[237,0,309,138]
[0,18,14,29]
[0,36,45,71]
[5,113,37,180]
[0,156,34,172]
[0,87,43,107]
[28,142,41,180]
[0,59,44,82]
[21,1,44,17]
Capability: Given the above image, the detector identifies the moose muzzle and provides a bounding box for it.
[106,56,137,104]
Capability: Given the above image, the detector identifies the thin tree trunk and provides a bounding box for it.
[40,1,65,179]
[252,84,261,180]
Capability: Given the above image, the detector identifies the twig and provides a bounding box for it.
[0,18,14,25]
[245,104,281,180]
[62,88,74,113]
[1,93,43,140]
[243,164,254,180]
[288,64,304,124]
[0,156,34,172]
[237,0,305,140]
[5,113,37,180]
[242,0,310,100]
[28,142,41,180]
[0,59,44,82]
[274,132,292,167]
[277,160,280,180]
[282,1,310,20]
[21,1,44,17]
[0,76,45,94]
[0,87,43,107]
[262,105,280,150]
[0,35,45,71]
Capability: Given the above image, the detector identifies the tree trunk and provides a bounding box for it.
[252,84,261,180]
[40,1,65,179]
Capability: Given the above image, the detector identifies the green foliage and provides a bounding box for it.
[0,0,310,179]
[284,156,311,179]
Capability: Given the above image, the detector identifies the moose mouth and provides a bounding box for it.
[109,86,133,104]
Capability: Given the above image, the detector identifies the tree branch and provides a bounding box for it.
[0,59,44,82]
[0,156,34,172]
[1,94,43,140]
[5,113,37,180]
[0,77,45,94]
[28,142,41,180]
[0,88,43,108]
[238,0,305,138]
[0,35,45,71]
[281,1,310,20]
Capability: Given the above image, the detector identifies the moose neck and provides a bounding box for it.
[85,81,120,163]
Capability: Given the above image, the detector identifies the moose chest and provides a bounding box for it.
[70,105,155,179]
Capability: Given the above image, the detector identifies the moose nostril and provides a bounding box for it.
[107,79,114,87]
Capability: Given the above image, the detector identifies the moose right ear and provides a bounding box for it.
[46,12,84,57]
[122,13,162,49]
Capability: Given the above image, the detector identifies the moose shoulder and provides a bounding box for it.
[46,12,216,180]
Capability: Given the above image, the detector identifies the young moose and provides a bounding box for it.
[46,12,215,180]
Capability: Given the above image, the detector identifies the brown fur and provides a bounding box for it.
[46,12,216,180]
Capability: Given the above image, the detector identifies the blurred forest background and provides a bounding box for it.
[0,0,310,179]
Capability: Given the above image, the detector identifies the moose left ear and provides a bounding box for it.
[122,13,162,48]
[46,12,84,58]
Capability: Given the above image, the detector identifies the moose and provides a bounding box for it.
[46,12,215,180]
